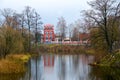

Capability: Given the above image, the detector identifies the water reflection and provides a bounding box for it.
[43,55,54,67]
[24,54,94,80]
[30,56,43,80]
[1,54,120,80]
[22,56,43,80]
[57,55,66,80]
[56,55,93,80]
[43,55,56,80]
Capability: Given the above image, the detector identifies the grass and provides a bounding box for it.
[85,49,96,54]
[90,50,120,67]
[0,60,25,74]
[39,44,88,54]
[0,54,31,74]
[100,52,120,67]
[7,54,31,63]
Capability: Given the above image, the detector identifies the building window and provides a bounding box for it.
[46,35,48,40]
[50,37,52,40]
[50,32,52,35]
[46,32,48,35]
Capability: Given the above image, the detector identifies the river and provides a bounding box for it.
[0,54,120,80]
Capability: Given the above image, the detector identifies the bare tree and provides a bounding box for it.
[57,16,67,40]
[33,11,43,45]
[84,0,120,53]
[68,23,74,40]
[24,6,35,51]
[0,18,3,26]
[17,13,26,36]
[71,27,79,41]
[0,8,20,29]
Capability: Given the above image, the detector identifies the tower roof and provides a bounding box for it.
[44,24,54,27]
[44,24,54,30]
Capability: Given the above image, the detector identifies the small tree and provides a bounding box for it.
[0,26,24,58]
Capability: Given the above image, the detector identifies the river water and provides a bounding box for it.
[0,54,120,80]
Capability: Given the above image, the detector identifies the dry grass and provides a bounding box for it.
[0,54,31,74]
[0,59,25,74]
[7,54,31,63]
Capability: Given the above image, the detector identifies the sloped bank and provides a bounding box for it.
[90,51,120,68]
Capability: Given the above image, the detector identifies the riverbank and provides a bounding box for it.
[0,54,31,74]
[39,44,93,54]
[99,51,120,67]
[40,44,120,67]
[90,50,120,68]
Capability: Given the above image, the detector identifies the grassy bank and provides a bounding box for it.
[39,44,90,54]
[98,51,120,67]
[90,50,120,68]
[0,54,31,74]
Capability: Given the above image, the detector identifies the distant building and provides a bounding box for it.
[79,33,90,44]
[54,34,62,44]
[43,24,55,43]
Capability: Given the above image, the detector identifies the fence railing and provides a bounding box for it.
[51,41,90,45]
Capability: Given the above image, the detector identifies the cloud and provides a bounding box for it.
[0,0,90,26]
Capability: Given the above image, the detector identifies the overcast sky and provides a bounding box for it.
[0,0,91,26]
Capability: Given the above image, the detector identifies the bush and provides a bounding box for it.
[0,26,24,58]
[0,60,25,74]
[0,54,31,74]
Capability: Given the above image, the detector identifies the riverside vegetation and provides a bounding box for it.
[0,6,42,74]
[0,0,120,74]
[94,51,120,67]
[39,44,94,54]
[39,44,120,68]
[0,26,32,74]
[0,54,31,74]
[83,0,120,68]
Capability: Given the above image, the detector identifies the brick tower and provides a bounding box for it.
[43,24,55,43]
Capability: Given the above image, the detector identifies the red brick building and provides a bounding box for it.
[43,24,55,43]
[79,33,90,44]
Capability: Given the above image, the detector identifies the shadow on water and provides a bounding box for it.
[89,67,120,80]
[0,74,24,80]
[0,54,120,80]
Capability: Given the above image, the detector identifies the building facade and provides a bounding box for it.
[43,24,55,43]
[79,33,90,45]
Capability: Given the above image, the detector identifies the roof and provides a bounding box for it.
[44,24,54,27]
[79,33,90,40]
[44,24,54,30]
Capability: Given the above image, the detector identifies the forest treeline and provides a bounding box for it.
[0,0,120,59]
[0,6,42,58]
